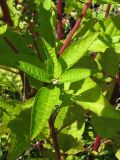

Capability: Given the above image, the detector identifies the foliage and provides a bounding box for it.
[0,0,120,160]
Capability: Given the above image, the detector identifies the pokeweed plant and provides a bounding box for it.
[0,0,120,160]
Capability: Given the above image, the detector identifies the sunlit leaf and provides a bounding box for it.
[31,87,60,139]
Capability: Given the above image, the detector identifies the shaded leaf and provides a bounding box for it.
[74,86,120,119]
[91,114,120,138]
[7,109,31,160]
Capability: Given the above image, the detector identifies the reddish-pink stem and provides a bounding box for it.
[49,115,61,160]
[105,4,111,17]
[57,0,92,56]
[57,0,63,40]
[92,135,102,151]
[89,136,102,160]
[0,0,13,26]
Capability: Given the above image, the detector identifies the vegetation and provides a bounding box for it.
[0,0,120,160]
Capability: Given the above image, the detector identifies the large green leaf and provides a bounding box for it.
[58,68,97,83]
[38,2,55,48]
[56,104,85,154]
[7,109,31,160]
[58,132,84,155]
[31,86,60,139]
[18,61,51,83]
[55,92,72,130]
[86,15,120,53]
[42,39,62,78]
[74,86,120,119]
[0,39,43,68]
[61,105,85,140]
[70,77,97,96]
[2,28,33,55]
[72,55,98,70]
[59,32,99,69]
[96,49,119,76]
[91,114,120,138]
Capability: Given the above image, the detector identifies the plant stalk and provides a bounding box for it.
[105,4,111,17]
[49,115,61,160]
[0,0,13,26]
[92,135,102,152]
[57,0,92,56]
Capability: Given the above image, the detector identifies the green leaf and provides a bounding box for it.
[116,149,120,160]
[7,109,31,160]
[91,114,120,138]
[93,0,120,4]
[59,32,99,69]
[21,98,34,110]
[0,25,7,34]
[66,155,79,160]
[86,15,120,53]
[0,67,22,91]
[74,86,120,119]
[57,105,85,154]
[70,77,97,96]
[0,98,22,124]
[72,55,98,70]
[55,106,69,130]
[42,39,62,78]
[58,68,97,83]
[97,49,119,76]
[43,0,52,10]
[31,86,60,139]
[3,28,33,55]
[0,38,43,68]
[18,61,51,83]
[55,92,72,130]
[0,124,10,138]
[58,132,84,154]
[38,3,55,48]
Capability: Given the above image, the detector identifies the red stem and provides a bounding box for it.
[0,0,13,26]
[105,4,111,18]
[57,0,92,56]
[49,115,61,160]
[90,136,102,160]
[57,0,63,40]
[92,135,102,151]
